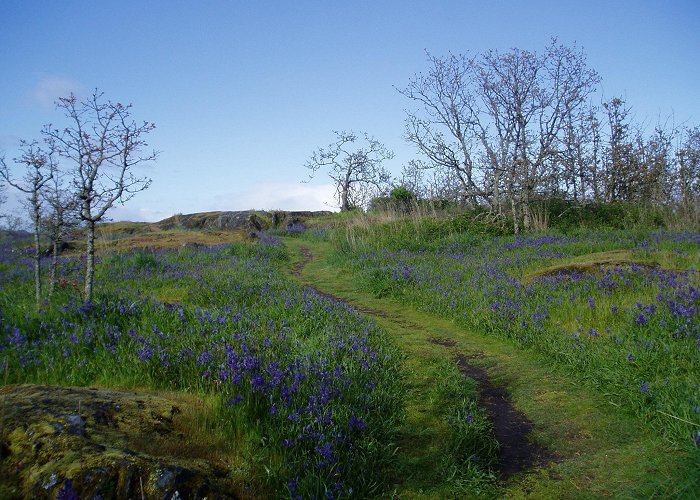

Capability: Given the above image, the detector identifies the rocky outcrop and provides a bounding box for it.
[0,385,251,499]
[156,211,332,232]
[156,211,262,231]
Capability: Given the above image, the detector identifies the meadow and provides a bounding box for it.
[1,216,699,498]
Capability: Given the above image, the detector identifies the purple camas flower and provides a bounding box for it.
[635,314,648,326]
[8,327,26,347]
[197,350,212,365]
[348,415,367,431]
[286,222,306,233]
[588,296,595,309]
[137,345,153,362]
[627,353,635,361]
[226,394,244,406]
[288,476,299,498]
[314,441,334,463]
[256,231,282,247]
[640,381,649,394]
[251,373,265,392]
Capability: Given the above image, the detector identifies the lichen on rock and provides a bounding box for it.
[0,384,249,499]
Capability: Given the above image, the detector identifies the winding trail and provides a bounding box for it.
[287,241,691,498]
[294,245,550,480]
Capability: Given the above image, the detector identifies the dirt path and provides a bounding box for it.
[295,246,550,481]
[454,352,553,479]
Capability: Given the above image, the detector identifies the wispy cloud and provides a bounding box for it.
[106,206,168,223]
[31,77,85,109]
[212,181,338,212]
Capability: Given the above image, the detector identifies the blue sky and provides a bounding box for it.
[1,0,699,222]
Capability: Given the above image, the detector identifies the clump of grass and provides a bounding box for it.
[330,208,510,255]
[429,359,498,495]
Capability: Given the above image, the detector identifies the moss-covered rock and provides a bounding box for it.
[0,385,249,499]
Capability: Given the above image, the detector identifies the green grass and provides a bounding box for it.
[333,229,700,443]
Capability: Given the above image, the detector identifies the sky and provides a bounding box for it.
[1,0,699,222]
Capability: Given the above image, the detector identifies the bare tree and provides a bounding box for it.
[603,97,636,201]
[400,160,429,199]
[477,41,600,231]
[305,131,393,211]
[43,91,157,302]
[637,123,675,206]
[398,52,486,208]
[0,157,6,220]
[0,141,56,308]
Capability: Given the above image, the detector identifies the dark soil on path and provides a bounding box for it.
[453,352,554,480]
[291,246,313,278]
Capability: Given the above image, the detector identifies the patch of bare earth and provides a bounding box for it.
[525,259,660,283]
[291,246,313,278]
[454,354,554,480]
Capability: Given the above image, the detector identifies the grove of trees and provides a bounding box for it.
[396,40,700,232]
[0,90,157,304]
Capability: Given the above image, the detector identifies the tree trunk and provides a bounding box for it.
[493,170,501,214]
[32,204,41,309]
[341,173,351,211]
[85,220,96,303]
[522,189,531,231]
[49,239,58,298]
